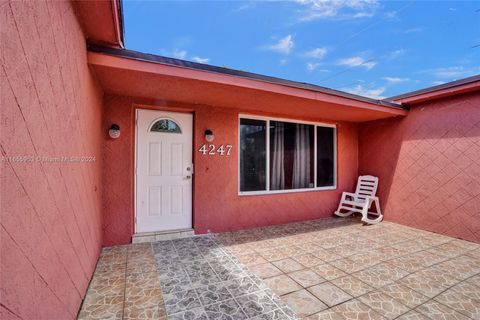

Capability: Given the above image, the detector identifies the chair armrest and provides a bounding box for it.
[341,192,357,201]
[364,196,379,206]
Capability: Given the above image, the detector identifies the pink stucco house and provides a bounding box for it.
[1,1,479,319]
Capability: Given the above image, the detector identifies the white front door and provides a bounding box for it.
[136,109,193,233]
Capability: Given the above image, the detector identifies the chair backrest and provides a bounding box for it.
[354,175,378,202]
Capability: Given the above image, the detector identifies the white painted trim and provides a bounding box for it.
[333,126,337,189]
[238,114,337,196]
[239,114,337,128]
[237,116,242,196]
[239,186,336,196]
[134,109,139,234]
[314,124,318,189]
[265,119,270,192]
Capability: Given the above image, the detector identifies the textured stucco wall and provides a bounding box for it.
[1,1,104,319]
[359,91,480,243]
[102,95,359,245]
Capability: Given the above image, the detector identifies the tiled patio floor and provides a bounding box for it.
[79,216,480,320]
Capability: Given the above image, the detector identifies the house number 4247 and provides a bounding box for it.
[198,144,232,156]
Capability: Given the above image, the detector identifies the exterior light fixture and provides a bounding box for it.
[204,129,214,142]
[109,124,120,139]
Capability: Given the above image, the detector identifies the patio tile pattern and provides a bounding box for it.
[307,283,352,307]
[288,269,325,288]
[79,234,296,319]
[358,291,410,319]
[218,216,480,320]
[330,275,374,297]
[80,216,480,319]
[281,290,328,317]
[263,275,302,296]
[78,244,165,320]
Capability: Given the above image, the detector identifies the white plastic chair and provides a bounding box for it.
[334,175,383,224]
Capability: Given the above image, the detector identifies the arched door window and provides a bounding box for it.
[150,119,182,133]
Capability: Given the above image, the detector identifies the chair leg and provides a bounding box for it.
[373,198,382,217]
[361,198,383,224]
[360,202,370,222]
[334,204,354,217]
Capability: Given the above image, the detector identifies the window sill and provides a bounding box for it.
[238,186,337,196]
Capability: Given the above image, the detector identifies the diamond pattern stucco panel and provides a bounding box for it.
[359,91,480,243]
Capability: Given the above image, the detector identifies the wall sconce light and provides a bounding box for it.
[109,124,120,139]
[204,129,214,142]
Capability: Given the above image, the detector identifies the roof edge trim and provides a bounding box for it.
[387,74,480,103]
[87,44,405,110]
[113,0,125,48]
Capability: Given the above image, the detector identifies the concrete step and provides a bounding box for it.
[132,228,195,243]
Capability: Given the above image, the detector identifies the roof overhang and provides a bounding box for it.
[388,75,480,105]
[73,0,124,47]
[88,47,407,122]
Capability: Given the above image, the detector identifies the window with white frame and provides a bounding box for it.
[239,116,336,194]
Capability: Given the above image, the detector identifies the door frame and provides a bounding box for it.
[134,107,195,234]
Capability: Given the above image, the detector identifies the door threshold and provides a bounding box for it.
[132,228,195,243]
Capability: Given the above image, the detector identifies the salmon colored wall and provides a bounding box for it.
[359,91,480,243]
[102,95,359,245]
[193,105,359,234]
[102,95,135,246]
[1,1,104,319]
